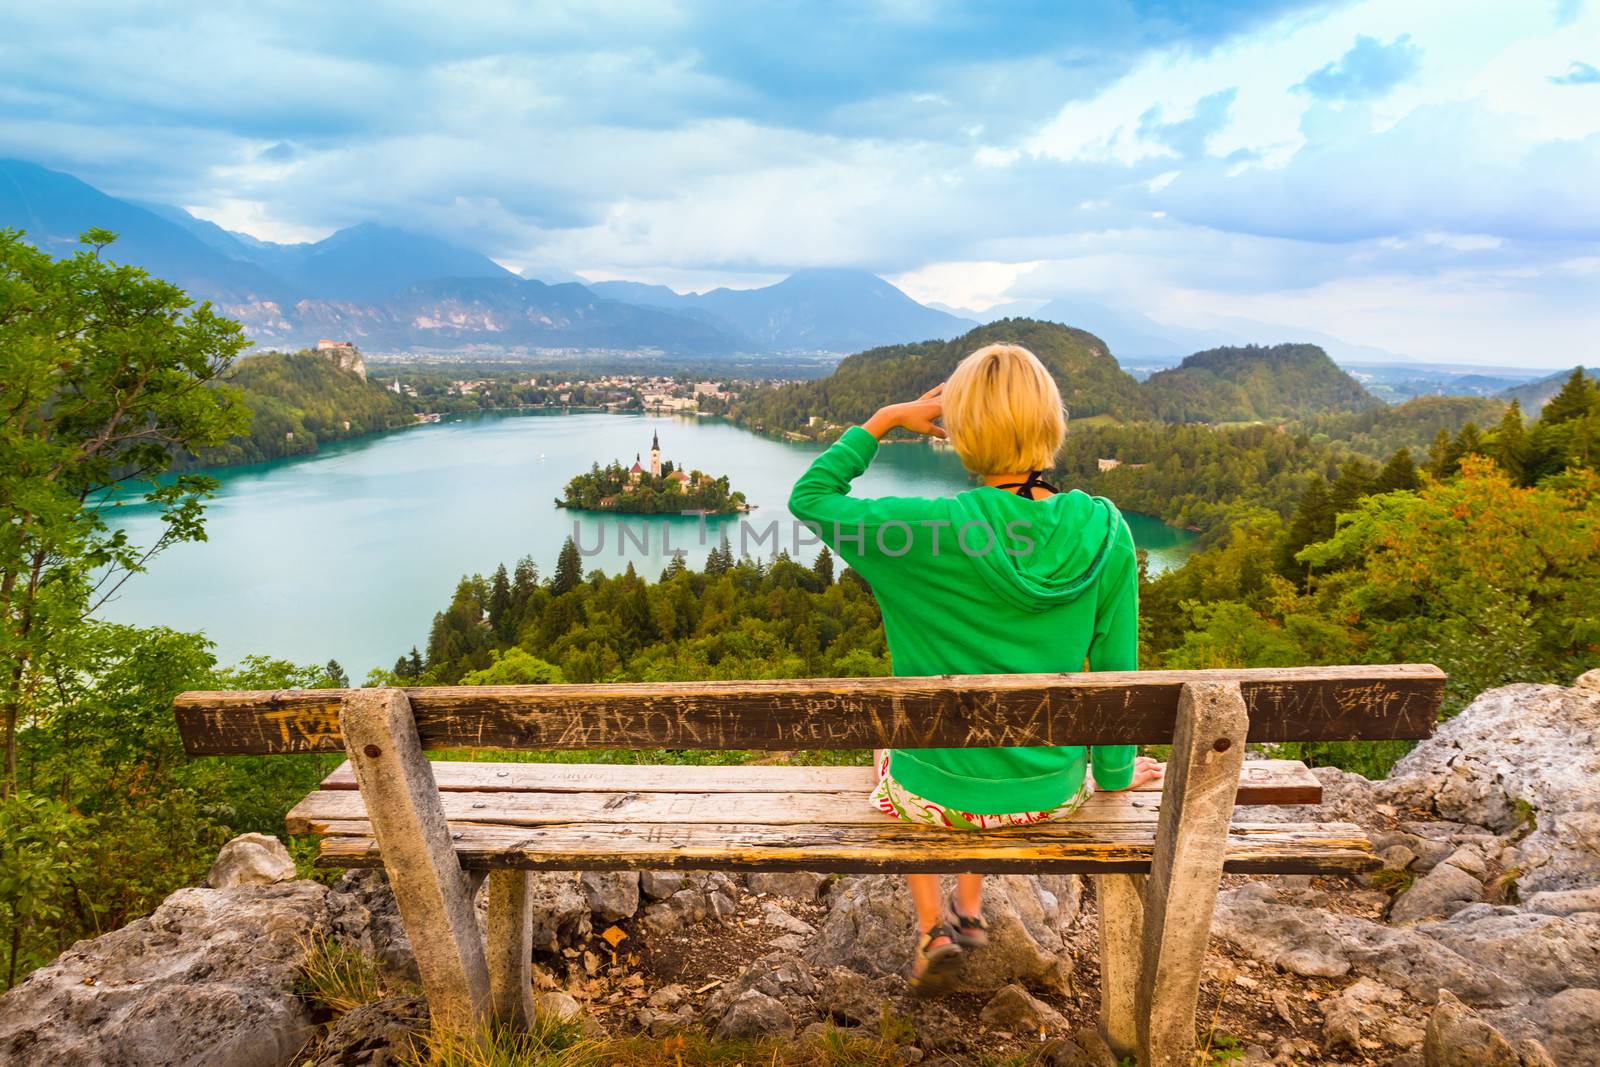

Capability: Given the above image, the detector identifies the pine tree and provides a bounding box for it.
[551,536,583,595]
[1492,401,1531,484]
[705,534,732,577]
[488,563,512,638]
[408,646,424,675]
[324,660,350,688]
[1426,427,1455,478]
[1371,448,1420,494]
[812,546,835,587]
[1539,368,1598,427]
[1327,460,1374,515]
[1276,476,1334,583]
[1454,422,1483,462]
[393,654,414,679]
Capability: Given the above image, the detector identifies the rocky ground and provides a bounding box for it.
[1,673,1596,1066]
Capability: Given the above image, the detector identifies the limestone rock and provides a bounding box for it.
[714,989,794,1040]
[1042,1027,1120,1067]
[759,901,815,936]
[328,870,417,982]
[525,872,592,951]
[0,881,342,1067]
[1424,990,1521,1066]
[1391,860,1484,924]
[747,871,830,899]
[1523,886,1600,915]
[805,874,1079,993]
[303,994,428,1067]
[978,983,1068,1034]
[641,870,690,900]
[1384,680,1600,894]
[536,990,582,1022]
[207,833,298,889]
[579,871,641,922]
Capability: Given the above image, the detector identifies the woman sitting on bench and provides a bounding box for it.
[789,341,1164,994]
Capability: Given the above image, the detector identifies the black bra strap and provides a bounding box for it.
[991,470,1061,497]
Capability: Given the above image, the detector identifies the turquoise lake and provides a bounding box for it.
[98,412,1196,676]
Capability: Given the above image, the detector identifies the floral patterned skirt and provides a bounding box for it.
[869,749,1092,830]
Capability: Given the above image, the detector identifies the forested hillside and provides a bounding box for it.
[175,350,414,469]
[1141,343,1378,423]
[731,319,1151,436]
[733,326,1380,439]
[1298,395,1507,457]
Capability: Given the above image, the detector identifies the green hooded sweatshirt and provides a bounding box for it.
[789,425,1138,813]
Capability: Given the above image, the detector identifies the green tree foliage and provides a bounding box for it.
[551,537,583,596]
[1142,344,1378,423]
[1301,396,1507,459]
[0,228,249,793]
[418,551,889,687]
[1,622,337,988]
[1490,401,1532,485]
[1528,368,1599,481]
[174,350,412,469]
[1057,422,1341,537]
[1371,448,1421,494]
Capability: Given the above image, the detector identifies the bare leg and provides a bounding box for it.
[955,873,983,917]
[907,873,945,934]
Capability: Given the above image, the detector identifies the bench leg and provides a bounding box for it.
[1094,872,1145,1059]
[340,688,491,1027]
[1136,681,1248,1067]
[486,870,536,1026]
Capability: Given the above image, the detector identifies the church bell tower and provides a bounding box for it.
[649,430,662,478]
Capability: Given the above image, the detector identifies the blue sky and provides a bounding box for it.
[2,0,1597,364]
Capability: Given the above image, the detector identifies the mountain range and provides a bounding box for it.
[0,159,974,355]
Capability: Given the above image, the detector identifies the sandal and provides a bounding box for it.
[945,893,990,947]
[909,923,963,996]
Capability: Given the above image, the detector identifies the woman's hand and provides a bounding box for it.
[863,382,945,440]
[1095,756,1165,792]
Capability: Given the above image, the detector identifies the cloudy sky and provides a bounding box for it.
[4,0,1597,364]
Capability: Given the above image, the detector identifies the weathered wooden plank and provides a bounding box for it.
[287,786,1176,834]
[1137,682,1249,1067]
[315,757,1321,805]
[312,818,1377,876]
[339,690,491,1026]
[486,870,535,1027]
[173,664,1445,755]
[1094,873,1146,1059]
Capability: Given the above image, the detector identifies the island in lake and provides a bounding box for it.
[556,430,751,514]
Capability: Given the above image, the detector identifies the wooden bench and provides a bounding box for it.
[174,664,1443,1067]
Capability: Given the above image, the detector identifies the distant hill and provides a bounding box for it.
[1142,344,1379,423]
[731,318,1150,437]
[590,269,976,353]
[1500,368,1587,412]
[174,349,415,470]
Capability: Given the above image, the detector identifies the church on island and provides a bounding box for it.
[623,430,696,493]
[556,430,748,514]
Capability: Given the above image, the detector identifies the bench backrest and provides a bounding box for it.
[173,664,1444,756]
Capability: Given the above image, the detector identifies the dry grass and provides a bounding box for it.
[296,933,397,1016]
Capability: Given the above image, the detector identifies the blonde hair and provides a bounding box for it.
[942,343,1066,475]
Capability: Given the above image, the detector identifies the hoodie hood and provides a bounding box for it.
[949,487,1124,613]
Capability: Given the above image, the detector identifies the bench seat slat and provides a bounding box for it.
[287,784,1176,833]
[313,819,1376,876]
[313,758,1323,805]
